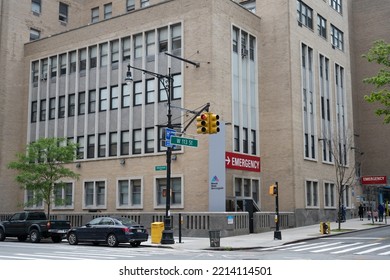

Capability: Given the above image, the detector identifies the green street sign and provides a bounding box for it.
[155,165,167,171]
[170,136,198,147]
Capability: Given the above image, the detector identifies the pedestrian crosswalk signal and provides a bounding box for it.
[269,184,277,196]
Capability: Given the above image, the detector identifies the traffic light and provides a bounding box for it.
[208,113,220,134]
[269,184,277,196]
[196,113,209,134]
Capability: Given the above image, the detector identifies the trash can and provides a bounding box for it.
[209,230,221,247]
[151,222,164,244]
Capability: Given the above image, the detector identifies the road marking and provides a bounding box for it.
[280,242,326,250]
[293,242,342,252]
[331,243,380,254]
[311,242,362,253]
[355,244,390,255]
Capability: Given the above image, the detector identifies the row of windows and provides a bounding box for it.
[306,180,350,208]
[91,0,150,23]
[26,177,183,210]
[297,0,344,51]
[31,24,181,82]
[301,43,346,163]
[31,75,181,123]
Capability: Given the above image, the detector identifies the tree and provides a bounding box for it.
[8,137,79,217]
[323,133,358,230]
[362,40,390,124]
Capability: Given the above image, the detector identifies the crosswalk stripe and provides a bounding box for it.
[293,242,342,252]
[279,242,326,250]
[355,244,390,255]
[310,242,362,253]
[331,243,380,254]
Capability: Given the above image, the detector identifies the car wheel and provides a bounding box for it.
[130,241,141,247]
[18,235,28,242]
[107,233,119,247]
[0,228,5,241]
[51,235,62,243]
[68,232,78,245]
[29,229,41,243]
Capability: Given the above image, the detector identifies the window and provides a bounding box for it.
[47,98,55,120]
[145,79,155,104]
[110,86,119,110]
[89,46,97,69]
[140,0,149,8]
[156,177,182,208]
[306,180,319,207]
[54,182,73,208]
[50,56,57,78]
[77,136,84,159]
[99,88,108,111]
[301,43,316,160]
[335,63,347,165]
[31,101,37,123]
[59,53,67,75]
[59,2,68,23]
[69,51,76,73]
[40,99,46,121]
[84,181,106,208]
[41,58,48,79]
[117,179,142,208]
[32,61,39,84]
[243,128,248,153]
[104,3,112,20]
[132,129,142,154]
[127,0,135,12]
[79,48,87,72]
[297,0,313,29]
[88,90,96,113]
[58,96,65,118]
[317,15,327,39]
[134,34,143,58]
[98,133,106,157]
[100,43,108,67]
[330,0,342,14]
[172,74,182,99]
[324,182,335,208]
[234,126,240,152]
[251,130,256,155]
[331,25,344,51]
[171,24,181,51]
[146,30,155,58]
[111,40,119,66]
[91,7,99,23]
[78,92,85,115]
[158,27,168,53]
[122,37,131,61]
[87,134,95,158]
[342,185,350,208]
[133,81,142,106]
[121,131,130,155]
[32,0,41,14]
[122,84,131,107]
[30,28,40,41]
[25,189,43,209]
[145,127,154,153]
[109,132,118,156]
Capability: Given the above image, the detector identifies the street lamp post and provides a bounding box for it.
[125,64,175,244]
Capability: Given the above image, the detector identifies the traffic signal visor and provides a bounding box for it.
[196,113,209,134]
[208,113,220,134]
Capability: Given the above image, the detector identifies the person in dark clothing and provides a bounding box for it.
[358,204,364,221]
[378,203,385,222]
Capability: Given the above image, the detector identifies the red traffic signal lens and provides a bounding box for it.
[200,113,208,120]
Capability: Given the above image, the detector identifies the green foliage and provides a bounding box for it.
[7,137,79,215]
[362,40,390,124]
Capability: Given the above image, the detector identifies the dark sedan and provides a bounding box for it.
[67,217,148,247]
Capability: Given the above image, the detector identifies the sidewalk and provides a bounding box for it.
[144,218,390,250]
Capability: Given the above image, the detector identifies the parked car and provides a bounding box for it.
[67,216,148,247]
[0,211,71,243]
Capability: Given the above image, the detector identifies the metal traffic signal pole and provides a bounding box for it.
[274,181,282,240]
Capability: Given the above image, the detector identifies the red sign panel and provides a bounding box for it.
[225,152,261,173]
[361,176,387,185]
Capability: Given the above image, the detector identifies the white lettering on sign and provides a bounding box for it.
[231,157,260,169]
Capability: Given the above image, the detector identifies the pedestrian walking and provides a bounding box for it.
[358,204,364,221]
[373,209,378,222]
[378,203,385,222]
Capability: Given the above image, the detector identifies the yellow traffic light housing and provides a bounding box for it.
[208,113,220,134]
[196,113,209,134]
[269,184,277,196]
